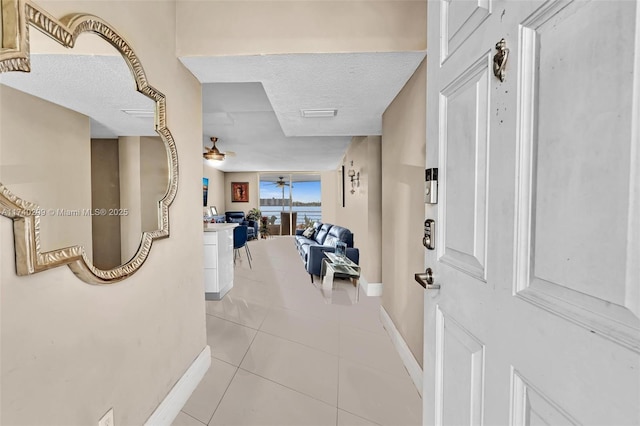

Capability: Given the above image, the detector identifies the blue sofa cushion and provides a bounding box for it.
[314,223,333,245]
[300,242,312,259]
[323,225,353,248]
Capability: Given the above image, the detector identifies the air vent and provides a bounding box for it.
[121,109,154,118]
[300,109,337,118]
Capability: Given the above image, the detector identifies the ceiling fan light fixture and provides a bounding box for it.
[204,151,225,161]
[204,137,226,161]
[300,109,337,118]
[271,176,293,188]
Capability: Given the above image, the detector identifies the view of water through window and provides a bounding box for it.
[259,175,321,230]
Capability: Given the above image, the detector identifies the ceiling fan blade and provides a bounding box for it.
[225,151,236,157]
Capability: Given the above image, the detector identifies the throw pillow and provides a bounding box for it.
[302,226,315,238]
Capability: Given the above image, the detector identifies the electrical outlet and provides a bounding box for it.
[98,408,114,426]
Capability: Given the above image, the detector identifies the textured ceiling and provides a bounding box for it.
[0,54,155,139]
[182,51,426,172]
[0,50,426,173]
[201,82,352,172]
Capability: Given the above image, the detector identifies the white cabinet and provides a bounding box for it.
[203,224,236,300]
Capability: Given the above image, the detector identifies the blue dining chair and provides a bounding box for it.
[233,225,252,268]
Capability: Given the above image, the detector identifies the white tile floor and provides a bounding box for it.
[173,236,422,426]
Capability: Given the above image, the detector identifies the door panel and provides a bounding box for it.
[439,54,491,281]
[435,307,485,426]
[424,0,640,424]
[530,0,633,301]
[515,0,640,352]
[510,370,579,426]
[441,0,492,64]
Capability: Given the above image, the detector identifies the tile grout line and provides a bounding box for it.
[256,328,340,358]
[255,294,275,329]
[205,363,240,426]
[339,407,384,426]
[235,366,338,410]
[179,410,207,426]
[236,325,261,368]
[210,285,278,310]
[336,353,387,426]
[205,311,265,331]
[267,303,343,326]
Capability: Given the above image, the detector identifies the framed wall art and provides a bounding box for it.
[231,182,249,202]
[203,177,209,207]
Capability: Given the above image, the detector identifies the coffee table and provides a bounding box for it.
[320,252,361,303]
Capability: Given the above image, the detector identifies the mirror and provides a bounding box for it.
[0,2,178,284]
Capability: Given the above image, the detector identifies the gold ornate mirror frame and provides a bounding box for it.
[0,0,179,284]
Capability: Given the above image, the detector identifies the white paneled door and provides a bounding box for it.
[423,1,640,425]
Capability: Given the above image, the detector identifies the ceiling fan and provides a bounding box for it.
[271,176,292,188]
[203,137,235,161]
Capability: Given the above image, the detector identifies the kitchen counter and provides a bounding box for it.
[204,223,238,232]
[203,223,237,300]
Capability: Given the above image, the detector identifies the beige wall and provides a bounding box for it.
[320,170,340,225]
[335,136,382,283]
[90,136,167,267]
[203,164,226,215]
[381,58,426,367]
[368,139,382,284]
[118,136,169,261]
[140,136,169,232]
[118,136,143,262]
[0,2,206,425]
[0,85,93,258]
[177,0,427,56]
[91,138,122,270]
[223,172,259,214]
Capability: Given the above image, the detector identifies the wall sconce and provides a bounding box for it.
[347,161,360,194]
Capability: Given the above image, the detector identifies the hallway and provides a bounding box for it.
[173,236,421,426]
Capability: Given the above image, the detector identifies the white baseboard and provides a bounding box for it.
[379,306,423,396]
[359,276,383,297]
[144,345,211,426]
[205,281,233,300]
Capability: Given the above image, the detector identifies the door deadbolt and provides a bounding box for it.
[423,219,435,250]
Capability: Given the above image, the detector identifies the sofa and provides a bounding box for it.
[225,211,258,240]
[294,222,359,282]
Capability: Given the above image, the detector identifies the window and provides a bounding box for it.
[259,173,321,234]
